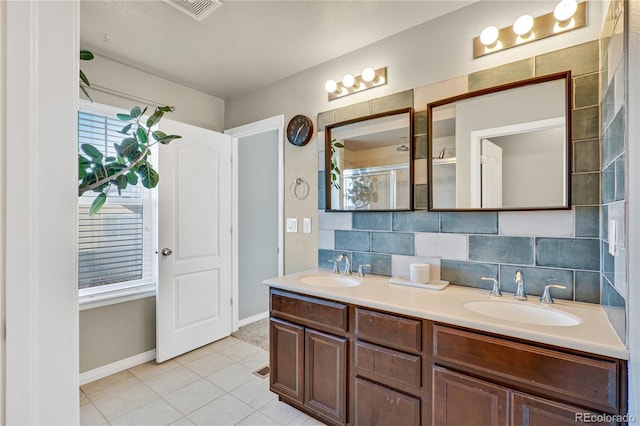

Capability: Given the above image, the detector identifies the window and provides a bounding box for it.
[78,103,157,308]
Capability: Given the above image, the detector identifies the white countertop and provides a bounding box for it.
[264,270,629,360]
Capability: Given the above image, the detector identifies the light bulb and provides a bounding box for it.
[513,14,534,36]
[324,79,337,93]
[554,0,577,21]
[342,74,355,88]
[361,67,376,82]
[479,26,499,46]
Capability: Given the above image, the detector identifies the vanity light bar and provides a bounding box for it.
[473,1,586,58]
[325,67,387,101]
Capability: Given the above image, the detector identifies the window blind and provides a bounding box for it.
[78,111,156,290]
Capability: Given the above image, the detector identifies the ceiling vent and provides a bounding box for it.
[164,0,222,21]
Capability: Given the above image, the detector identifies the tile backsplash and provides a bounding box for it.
[317,40,606,307]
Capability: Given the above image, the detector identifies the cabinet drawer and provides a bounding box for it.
[433,325,620,413]
[355,377,421,426]
[355,308,422,353]
[270,289,348,334]
[355,341,421,390]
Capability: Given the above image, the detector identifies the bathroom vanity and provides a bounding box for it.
[264,271,628,426]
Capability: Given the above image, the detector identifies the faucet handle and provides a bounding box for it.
[328,259,340,274]
[357,264,372,278]
[540,284,566,304]
[482,277,502,297]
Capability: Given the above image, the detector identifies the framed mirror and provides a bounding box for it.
[427,72,571,211]
[325,107,413,211]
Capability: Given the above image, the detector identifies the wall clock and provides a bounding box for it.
[287,114,314,146]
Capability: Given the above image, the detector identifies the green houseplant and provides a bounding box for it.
[78,50,181,214]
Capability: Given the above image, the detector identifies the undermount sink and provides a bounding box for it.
[464,300,581,327]
[299,274,362,288]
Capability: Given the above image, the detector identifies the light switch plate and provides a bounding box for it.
[303,218,312,234]
[286,218,298,233]
[608,220,617,255]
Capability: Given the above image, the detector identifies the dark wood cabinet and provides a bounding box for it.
[269,290,348,425]
[354,377,421,426]
[305,329,348,424]
[432,366,509,426]
[269,289,627,426]
[512,392,613,426]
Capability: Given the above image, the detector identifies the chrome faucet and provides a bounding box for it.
[482,277,502,297]
[540,284,567,304]
[357,263,371,278]
[514,269,527,301]
[335,254,352,275]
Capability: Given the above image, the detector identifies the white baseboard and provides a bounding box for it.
[238,311,269,328]
[79,349,156,386]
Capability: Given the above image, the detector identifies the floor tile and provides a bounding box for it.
[91,381,159,420]
[130,359,181,381]
[229,376,277,409]
[144,364,201,396]
[212,339,261,361]
[184,351,235,377]
[206,362,255,392]
[234,411,279,426]
[81,370,141,401]
[174,345,216,366]
[80,390,91,406]
[239,350,269,370]
[80,402,108,426]
[259,399,314,425]
[110,399,183,426]
[302,417,328,425]
[187,394,254,426]
[169,418,196,426]
[164,379,226,416]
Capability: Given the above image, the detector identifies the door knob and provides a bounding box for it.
[161,248,173,256]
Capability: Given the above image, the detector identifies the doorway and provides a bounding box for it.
[225,116,284,330]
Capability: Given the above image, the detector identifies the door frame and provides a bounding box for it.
[225,115,285,331]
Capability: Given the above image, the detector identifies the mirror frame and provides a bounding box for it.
[427,71,572,212]
[325,107,415,212]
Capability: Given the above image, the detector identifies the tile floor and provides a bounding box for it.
[80,336,326,426]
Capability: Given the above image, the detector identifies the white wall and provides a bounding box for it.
[81,54,225,132]
[225,0,603,273]
[3,1,79,423]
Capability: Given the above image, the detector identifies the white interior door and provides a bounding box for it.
[481,138,503,208]
[156,119,232,362]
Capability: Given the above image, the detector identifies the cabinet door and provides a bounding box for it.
[433,366,509,426]
[512,392,614,426]
[270,318,304,403]
[304,329,348,424]
[354,377,421,426]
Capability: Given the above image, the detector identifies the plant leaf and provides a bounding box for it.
[119,123,132,134]
[81,144,103,162]
[89,193,106,215]
[138,163,159,188]
[158,106,175,112]
[79,84,93,102]
[157,134,181,145]
[80,50,94,61]
[334,142,344,148]
[146,110,164,128]
[79,69,90,87]
[127,172,138,185]
[130,106,142,119]
[137,127,148,144]
[116,175,128,190]
[151,130,167,140]
[120,138,138,157]
[116,113,132,122]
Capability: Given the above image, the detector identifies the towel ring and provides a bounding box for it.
[289,178,309,200]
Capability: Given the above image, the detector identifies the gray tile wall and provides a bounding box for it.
[600,0,627,342]
[317,41,606,305]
